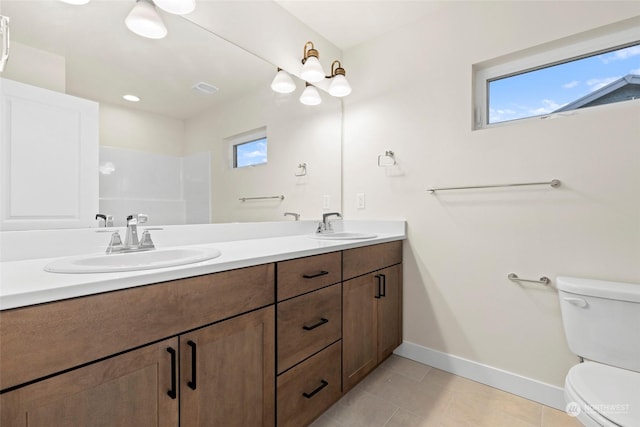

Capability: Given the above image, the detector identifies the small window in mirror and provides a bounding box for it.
[231,130,267,168]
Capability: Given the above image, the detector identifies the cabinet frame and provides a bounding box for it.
[0,264,274,392]
[342,243,403,392]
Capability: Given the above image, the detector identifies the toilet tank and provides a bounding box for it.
[557,276,640,373]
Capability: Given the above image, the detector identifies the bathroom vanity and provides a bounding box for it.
[0,225,404,427]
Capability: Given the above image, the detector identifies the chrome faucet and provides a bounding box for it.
[284,212,300,221]
[104,214,156,254]
[95,213,114,227]
[317,212,341,234]
[124,214,147,247]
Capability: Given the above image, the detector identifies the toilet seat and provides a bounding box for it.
[565,362,640,427]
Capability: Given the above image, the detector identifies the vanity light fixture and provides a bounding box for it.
[125,0,168,40]
[153,0,195,15]
[271,68,296,94]
[123,94,140,102]
[299,82,322,106]
[300,41,325,83]
[327,60,352,97]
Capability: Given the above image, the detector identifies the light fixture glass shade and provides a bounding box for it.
[125,0,168,40]
[271,69,296,94]
[154,0,195,15]
[299,84,322,106]
[300,56,325,83]
[329,74,352,97]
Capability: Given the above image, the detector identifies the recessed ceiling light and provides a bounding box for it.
[123,94,141,102]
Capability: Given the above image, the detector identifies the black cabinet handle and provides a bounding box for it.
[380,273,387,297]
[374,275,382,299]
[166,347,177,399]
[302,380,329,399]
[302,270,329,279]
[302,317,329,331]
[187,340,197,390]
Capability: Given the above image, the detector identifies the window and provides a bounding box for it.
[228,128,267,168]
[474,21,639,129]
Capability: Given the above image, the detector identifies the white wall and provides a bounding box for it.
[1,41,65,93]
[184,85,342,223]
[342,1,640,389]
[99,103,184,157]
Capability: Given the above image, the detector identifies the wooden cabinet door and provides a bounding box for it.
[342,273,377,392]
[180,306,275,427]
[0,337,179,427]
[377,264,402,361]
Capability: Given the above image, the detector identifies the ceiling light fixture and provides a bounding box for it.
[270,68,296,94]
[300,41,325,83]
[299,82,322,106]
[125,0,168,40]
[192,81,218,94]
[153,0,195,15]
[123,94,140,102]
[327,60,352,97]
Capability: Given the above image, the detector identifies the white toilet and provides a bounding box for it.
[557,276,640,427]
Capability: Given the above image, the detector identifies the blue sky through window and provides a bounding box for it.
[235,137,267,168]
[488,43,640,124]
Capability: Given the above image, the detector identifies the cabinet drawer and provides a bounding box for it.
[343,241,402,280]
[0,264,275,391]
[277,341,342,427]
[277,284,341,373]
[277,252,341,301]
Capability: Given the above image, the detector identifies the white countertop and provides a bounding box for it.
[0,221,405,310]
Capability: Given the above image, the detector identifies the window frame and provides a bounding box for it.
[227,127,268,169]
[473,20,639,130]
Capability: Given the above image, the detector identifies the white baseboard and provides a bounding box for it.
[394,341,566,411]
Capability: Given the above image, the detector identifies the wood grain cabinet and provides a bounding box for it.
[342,241,403,392]
[275,254,343,426]
[0,265,275,427]
[0,240,404,426]
[180,306,275,427]
[1,338,179,427]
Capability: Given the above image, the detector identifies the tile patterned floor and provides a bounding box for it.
[310,355,581,427]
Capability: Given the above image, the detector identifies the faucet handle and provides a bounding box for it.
[139,230,156,250]
[126,214,149,225]
[105,231,124,254]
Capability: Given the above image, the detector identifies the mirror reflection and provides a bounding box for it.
[1,0,342,228]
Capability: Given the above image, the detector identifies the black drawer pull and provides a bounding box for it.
[302,270,329,279]
[302,380,329,399]
[187,340,197,390]
[166,347,177,399]
[302,317,329,331]
[380,273,387,297]
[374,274,382,299]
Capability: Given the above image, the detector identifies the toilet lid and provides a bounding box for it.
[567,362,640,426]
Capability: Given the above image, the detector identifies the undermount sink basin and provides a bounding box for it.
[310,232,377,240]
[44,247,222,274]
